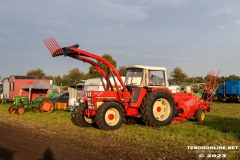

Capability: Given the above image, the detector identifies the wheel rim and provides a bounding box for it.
[152,98,171,121]
[105,108,120,126]
[18,107,24,115]
[41,101,53,113]
[9,106,16,114]
[84,116,95,124]
[200,111,205,121]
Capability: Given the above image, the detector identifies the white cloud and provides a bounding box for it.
[208,7,232,17]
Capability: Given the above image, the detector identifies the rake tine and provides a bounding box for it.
[43,37,64,56]
[43,40,54,54]
[43,39,54,54]
[51,37,64,53]
[49,37,61,54]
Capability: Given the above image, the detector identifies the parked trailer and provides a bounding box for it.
[1,78,9,103]
[0,82,3,102]
[68,80,85,108]
[84,77,125,92]
[215,80,240,102]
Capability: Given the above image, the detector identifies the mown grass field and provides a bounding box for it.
[0,102,239,159]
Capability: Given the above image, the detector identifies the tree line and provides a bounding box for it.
[25,54,127,86]
[24,54,240,86]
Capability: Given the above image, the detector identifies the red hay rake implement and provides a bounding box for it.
[203,71,219,103]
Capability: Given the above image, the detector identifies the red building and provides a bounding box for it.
[8,76,51,101]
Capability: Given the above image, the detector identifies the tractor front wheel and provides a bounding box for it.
[195,108,205,123]
[17,106,25,115]
[40,99,54,114]
[96,102,124,130]
[75,104,95,127]
[9,106,16,114]
[140,90,175,127]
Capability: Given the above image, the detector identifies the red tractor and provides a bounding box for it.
[44,38,216,130]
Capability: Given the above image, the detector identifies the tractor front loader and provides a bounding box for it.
[43,37,216,130]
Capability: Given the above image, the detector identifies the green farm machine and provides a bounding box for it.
[8,85,55,115]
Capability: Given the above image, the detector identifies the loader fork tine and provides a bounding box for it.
[43,37,64,56]
[43,39,54,54]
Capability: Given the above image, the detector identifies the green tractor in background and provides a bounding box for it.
[8,96,45,115]
[8,85,56,115]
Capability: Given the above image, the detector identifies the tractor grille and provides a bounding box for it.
[86,91,94,110]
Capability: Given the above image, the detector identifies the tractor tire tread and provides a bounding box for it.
[140,90,175,127]
[75,104,94,127]
[95,102,124,130]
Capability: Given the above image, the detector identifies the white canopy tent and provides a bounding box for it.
[20,81,59,101]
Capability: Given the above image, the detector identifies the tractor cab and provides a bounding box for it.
[125,65,169,91]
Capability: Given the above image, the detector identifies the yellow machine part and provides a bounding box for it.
[55,102,68,110]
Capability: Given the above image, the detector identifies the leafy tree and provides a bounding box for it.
[26,68,46,77]
[62,68,84,86]
[227,74,240,81]
[186,76,205,84]
[118,66,127,76]
[217,76,227,84]
[217,75,240,83]
[53,75,63,86]
[88,54,117,78]
[170,67,188,84]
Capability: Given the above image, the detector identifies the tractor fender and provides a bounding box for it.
[100,99,126,114]
[151,87,173,94]
[104,99,124,107]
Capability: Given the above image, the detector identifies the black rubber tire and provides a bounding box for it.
[75,104,95,127]
[9,106,16,114]
[95,102,124,130]
[140,90,176,127]
[17,106,25,115]
[39,99,55,114]
[217,95,223,102]
[195,108,205,123]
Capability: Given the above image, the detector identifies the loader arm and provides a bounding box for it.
[70,55,114,91]
[43,38,126,100]
[68,47,126,91]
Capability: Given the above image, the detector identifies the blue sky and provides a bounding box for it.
[1,0,240,79]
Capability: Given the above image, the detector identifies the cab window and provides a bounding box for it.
[148,70,166,86]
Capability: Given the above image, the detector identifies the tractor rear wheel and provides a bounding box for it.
[96,102,124,130]
[17,106,25,115]
[140,90,175,127]
[9,106,16,114]
[75,104,95,127]
[195,108,205,123]
[40,99,54,114]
